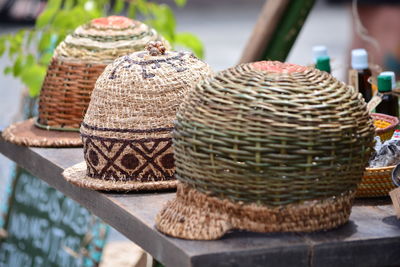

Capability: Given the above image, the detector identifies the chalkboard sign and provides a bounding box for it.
[0,168,108,267]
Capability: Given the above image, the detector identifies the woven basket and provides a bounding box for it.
[357,166,396,198]
[62,45,212,191]
[372,113,399,141]
[37,16,168,130]
[156,61,375,240]
[356,113,399,197]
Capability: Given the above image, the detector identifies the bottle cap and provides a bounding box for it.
[380,71,396,89]
[312,45,328,63]
[377,74,392,92]
[351,48,369,70]
[316,56,331,73]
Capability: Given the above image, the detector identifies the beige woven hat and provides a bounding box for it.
[156,61,375,240]
[2,16,167,147]
[62,42,213,191]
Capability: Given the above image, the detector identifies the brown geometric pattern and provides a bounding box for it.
[82,134,175,182]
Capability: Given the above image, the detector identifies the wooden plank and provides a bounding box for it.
[1,135,400,267]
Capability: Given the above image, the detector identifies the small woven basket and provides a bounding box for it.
[156,61,375,240]
[372,113,399,141]
[355,113,399,198]
[37,16,167,130]
[357,166,396,198]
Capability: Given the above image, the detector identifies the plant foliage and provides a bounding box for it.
[0,0,203,97]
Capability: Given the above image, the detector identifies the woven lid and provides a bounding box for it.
[62,43,213,191]
[155,61,375,240]
[55,16,168,63]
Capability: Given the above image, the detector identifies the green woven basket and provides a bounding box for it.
[156,61,375,240]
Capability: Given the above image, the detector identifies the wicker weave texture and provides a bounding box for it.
[38,16,167,130]
[357,166,396,197]
[38,59,106,129]
[173,61,375,206]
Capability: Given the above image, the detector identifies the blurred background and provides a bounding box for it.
[0,0,399,265]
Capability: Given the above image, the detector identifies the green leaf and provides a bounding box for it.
[64,0,75,10]
[26,30,36,46]
[12,56,24,76]
[0,37,6,57]
[113,0,125,14]
[128,3,136,18]
[4,66,12,75]
[175,32,204,59]
[148,4,176,41]
[52,8,89,30]
[20,64,47,97]
[47,0,62,9]
[25,54,36,67]
[174,0,187,7]
[8,31,24,57]
[36,8,58,28]
[136,0,149,15]
[39,52,53,66]
[38,32,52,53]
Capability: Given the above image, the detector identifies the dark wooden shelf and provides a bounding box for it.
[1,135,400,267]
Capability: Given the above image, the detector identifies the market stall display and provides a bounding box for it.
[62,42,212,191]
[2,16,166,147]
[156,61,375,240]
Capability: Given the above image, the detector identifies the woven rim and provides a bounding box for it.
[62,161,177,191]
[356,165,397,197]
[156,183,354,240]
[35,117,80,132]
[2,118,82,147]
[365,165,396,172]
[372,113,399,134]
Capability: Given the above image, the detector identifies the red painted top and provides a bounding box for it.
[91,16,134,28]
[252,61,307,74]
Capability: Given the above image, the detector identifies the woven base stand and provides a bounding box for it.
[156,183,355,240]
[62,161,177,191]
[2,118,82,147]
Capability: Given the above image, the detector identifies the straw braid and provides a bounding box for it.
[156,183,354,240]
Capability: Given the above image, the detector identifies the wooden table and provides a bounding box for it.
[1,135,400,267]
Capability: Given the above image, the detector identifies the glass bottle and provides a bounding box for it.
[376,74,399,117]
[350,49,372,102]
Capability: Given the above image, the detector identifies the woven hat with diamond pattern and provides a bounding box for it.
[62,44,212,191]
[2,16,167,147]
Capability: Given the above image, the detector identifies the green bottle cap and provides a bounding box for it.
[377,75,392,92]
[316,56,331,73]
